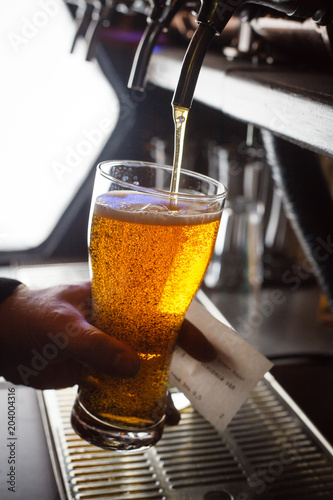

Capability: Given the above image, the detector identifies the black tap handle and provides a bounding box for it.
[70,1,95,53]
[86,0,116,61]
[128,21,163,91]
[172,24,217,108]
[172,0,239,109]
[65,0,84,17]
[128,0,190,91]
[128,0,169,90]
[147,0,168,23]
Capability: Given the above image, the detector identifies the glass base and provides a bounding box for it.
[71,397,165,451]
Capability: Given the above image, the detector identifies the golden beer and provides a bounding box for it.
[80,191,221,427]
[71,161,226,450]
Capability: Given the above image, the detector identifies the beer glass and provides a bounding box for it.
[71,160,227,450]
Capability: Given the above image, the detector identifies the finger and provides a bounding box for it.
[178,318,217,363]
[63,319,140,377]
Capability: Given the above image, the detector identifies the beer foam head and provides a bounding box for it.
[93,191,222,226]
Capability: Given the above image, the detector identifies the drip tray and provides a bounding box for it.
[40,374,333,500]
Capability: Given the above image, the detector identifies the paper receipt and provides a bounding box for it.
[170,300,273,433]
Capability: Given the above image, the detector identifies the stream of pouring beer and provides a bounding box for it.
[170,105,189,207]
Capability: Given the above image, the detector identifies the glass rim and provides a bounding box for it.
[97,160,227,202]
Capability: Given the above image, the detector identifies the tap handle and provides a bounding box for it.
[172,23,217,108]
[147,0,168,23]
[172,0,238,109]
[128,0,189,91]
[70,1,96,53]
[65,0,85,17]
[172,0,242,109]
[86,0,116,61]
[128,21,163,91]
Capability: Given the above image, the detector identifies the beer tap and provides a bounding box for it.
[65,0,86,18]
[170,0,333,313]
[70,0,122,61]
[128,0,195,91]
[172,0,333,109]
[86,0,117,61]
[70,1,98,53]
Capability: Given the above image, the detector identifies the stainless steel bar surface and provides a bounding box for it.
[40,373,333,500]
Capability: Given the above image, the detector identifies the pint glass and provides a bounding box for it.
[71,160,227,450]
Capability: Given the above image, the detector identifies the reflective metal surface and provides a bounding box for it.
[41,374,333,499]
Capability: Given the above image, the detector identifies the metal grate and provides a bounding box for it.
[228,381,333,499]
[40,375,333,500]
[155,408,246,491]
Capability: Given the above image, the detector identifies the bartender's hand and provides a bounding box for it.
[0,281,216,423]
